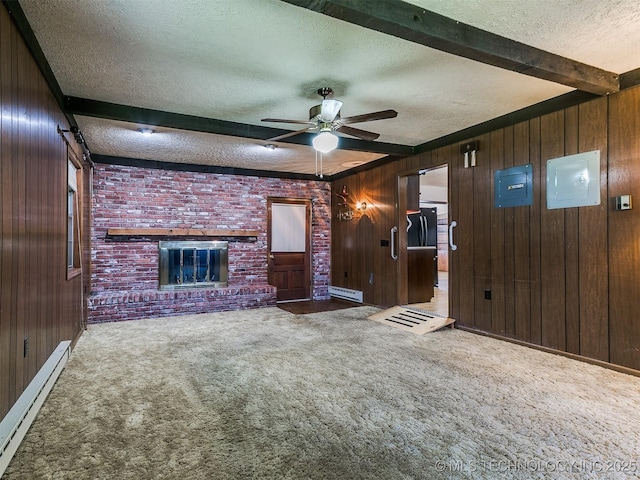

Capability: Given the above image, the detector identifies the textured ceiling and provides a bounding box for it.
[17,0,640,178]
[411,0,640,73]
[76,116,383,177]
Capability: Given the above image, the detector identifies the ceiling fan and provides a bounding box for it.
[261,87,398,153]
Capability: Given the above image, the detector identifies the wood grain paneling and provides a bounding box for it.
[578,98,609,361]
[331,160,397,307]
[539,111,566,351]
[456,144,475,327]
[512,121,531,343]
[376,162,399,307]
[563,106,580,354]
[331,87,640,373]
[528,117,543,345]
[0,6,85,420]
[396,173,409,306]
[473,133,492,332]
[608,87,640,370]
[490,128,506,336]
[1,8,15,415]
[502,126,516,339]
[368,168,383,302]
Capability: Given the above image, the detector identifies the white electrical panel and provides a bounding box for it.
[546,150,600,209]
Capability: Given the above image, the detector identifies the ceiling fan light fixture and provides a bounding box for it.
[262,86,397,149]
[313,130,338,153]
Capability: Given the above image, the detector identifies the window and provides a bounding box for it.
[67,158,81,278]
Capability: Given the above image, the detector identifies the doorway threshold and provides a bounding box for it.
[277,298,359,314]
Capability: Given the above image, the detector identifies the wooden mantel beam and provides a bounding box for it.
[107,228,259,237]
[281,0,620,96]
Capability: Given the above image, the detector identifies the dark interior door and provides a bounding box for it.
[267,199,311,302]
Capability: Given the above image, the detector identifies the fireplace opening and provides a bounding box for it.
[158,241,228,290]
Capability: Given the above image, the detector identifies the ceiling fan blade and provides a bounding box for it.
[262,118,315,125]
[339,109,398,125]
[267,127,315,142]
[335,125,380,141]
[320,99,343,122]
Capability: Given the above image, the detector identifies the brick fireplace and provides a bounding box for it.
[88,163,331,323]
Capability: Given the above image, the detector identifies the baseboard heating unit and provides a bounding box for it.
[0,340,71,476]
[328,286,363,303]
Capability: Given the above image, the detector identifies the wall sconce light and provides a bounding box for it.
[334,185,370,221]
[461,140,479,168]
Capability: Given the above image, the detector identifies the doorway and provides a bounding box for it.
[398,165,449,317]
[267,198,312,302]
[415,165,449,316]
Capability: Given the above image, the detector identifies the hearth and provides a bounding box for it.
[158,241,228,290]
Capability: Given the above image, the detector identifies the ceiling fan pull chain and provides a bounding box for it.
[315,150,324,178]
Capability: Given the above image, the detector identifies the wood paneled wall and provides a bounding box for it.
[1,6,86,420]
[608,87,640,369]
[332,87,640,372]
[331,162,399,306]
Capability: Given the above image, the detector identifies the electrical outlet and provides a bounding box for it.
[484,290,492,300]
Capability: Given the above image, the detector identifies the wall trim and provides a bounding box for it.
[92,154,327,181]
[455,325,640,378]
[1,0,76,129]
[0,341,71,476]
[620,67,640,90]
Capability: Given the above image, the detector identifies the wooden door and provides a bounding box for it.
[396,175,409,305]
[267,198,311,302]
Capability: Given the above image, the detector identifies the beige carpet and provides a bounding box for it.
[4,307,640,479]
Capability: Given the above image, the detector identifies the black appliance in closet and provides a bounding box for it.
[407,207,438,286]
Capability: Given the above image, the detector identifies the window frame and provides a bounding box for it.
[67,155,82,280]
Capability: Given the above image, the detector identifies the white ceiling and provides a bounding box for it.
[17,0,640,177]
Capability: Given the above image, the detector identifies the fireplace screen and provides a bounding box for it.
[158,241,228,290]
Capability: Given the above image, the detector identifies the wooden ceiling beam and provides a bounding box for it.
[282,0,620,95]
[64,97,413,157]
